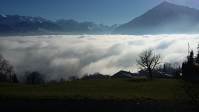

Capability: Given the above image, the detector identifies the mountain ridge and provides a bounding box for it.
[1,2,199,35]
[113,1,199,34]
[0,14,116,35]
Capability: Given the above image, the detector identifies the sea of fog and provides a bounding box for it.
[0,34,198,80]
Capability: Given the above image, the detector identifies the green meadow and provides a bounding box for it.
[0,79,190,102]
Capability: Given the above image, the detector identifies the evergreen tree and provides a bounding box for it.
[196,44,199,64]
[182,50,199,81]
[188,50,194,64]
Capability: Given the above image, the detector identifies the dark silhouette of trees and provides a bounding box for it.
[188,50,194,64]
[25,71,45,84]
[158,63,181,79]
[12,73,18,83]
[182,48,199,106]
[137,49,161,79]
[0,54,18,83]
[68,76,79,81]
[182,50,199,81]
[196,44,199,64]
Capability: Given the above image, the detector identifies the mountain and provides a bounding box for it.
[113,1,199,34]
[0,15,115,35]
[0,15,61,35]
[56,19,114,34]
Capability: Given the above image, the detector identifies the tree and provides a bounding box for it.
[188,50,194,64]
[137,49,161,79]
[196,44,199,64]
[0,54,17,82]
[25,71,45,84]
[159,63,181,79]
[12,73,18,83]
[182,50,199,80]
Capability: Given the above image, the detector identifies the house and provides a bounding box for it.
[112,70,137,79]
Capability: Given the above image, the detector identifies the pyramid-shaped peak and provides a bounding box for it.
[158,1,177,7]
[161,1,172,4]
[151,1,189,11]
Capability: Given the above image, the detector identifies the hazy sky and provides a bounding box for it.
[0,0,199,25]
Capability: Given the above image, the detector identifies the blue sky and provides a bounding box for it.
[0,0,199,25]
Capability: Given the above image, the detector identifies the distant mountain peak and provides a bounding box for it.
[154,1,181,10]
[159,1,173,5]
[113,1,199,34]
[154,1,197,11]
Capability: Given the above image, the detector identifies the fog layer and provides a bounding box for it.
[0,35,198,80]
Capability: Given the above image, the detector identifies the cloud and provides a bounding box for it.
[0,34,198,80]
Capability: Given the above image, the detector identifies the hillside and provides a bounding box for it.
[114,2,199,34]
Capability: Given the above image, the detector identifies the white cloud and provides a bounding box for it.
[0,34,198,80]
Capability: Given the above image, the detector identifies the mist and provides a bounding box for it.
[0,34,198,81]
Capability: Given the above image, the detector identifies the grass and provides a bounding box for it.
[0,79,190,102]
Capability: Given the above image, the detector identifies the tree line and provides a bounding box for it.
[0,44,199,84]
[0,54,45,84]
[182,45,199,81]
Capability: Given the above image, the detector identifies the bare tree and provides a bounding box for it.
[137,49,161,79]
[0,54,17,82]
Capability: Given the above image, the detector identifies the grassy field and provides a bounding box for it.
[0,79,190,102]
